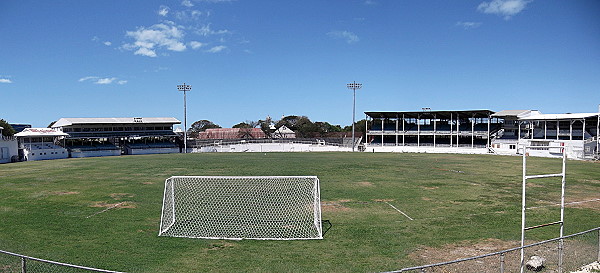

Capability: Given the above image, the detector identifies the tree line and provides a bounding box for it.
[188,115,370,139]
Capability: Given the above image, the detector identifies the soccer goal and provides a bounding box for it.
[159,176,323,240]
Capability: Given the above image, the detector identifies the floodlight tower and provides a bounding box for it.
[347,81,362,152]
[177,83,192,153]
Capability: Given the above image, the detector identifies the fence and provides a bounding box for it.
[385,227,600,273]
[0,249,124,273]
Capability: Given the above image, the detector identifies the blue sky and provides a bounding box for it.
[1,0,599,128]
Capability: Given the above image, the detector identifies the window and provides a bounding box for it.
[510,145,516,150]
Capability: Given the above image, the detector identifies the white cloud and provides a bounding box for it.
[103,41,112,46]
[123,21,187,57]
[327,30,360,44]
[195,24,230,36]
[181,0,194,7]
[158,5,170,16]
[96,77,117,84]
[207,45,226,53]
[456,21,482,29]
[0,79,12,83]
[189,41,204,49]
[79,76,99,82]
[79,76,126,85]
[477,0,532,19]
[364,0,377,5]
[175,10,206,21]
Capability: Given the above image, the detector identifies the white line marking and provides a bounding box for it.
[384,201,414,221]
[86,202,124,218]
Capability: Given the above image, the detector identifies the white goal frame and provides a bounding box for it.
[159,176,323,240]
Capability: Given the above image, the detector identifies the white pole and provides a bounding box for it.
[433,114,437,147]
[417,114,421,147]
[558,147,566,273]
[402,114,405,146]
[450,113,453,147]
[520,146,527,273]
[395,117,398,146]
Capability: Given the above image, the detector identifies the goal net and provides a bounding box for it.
[159,176,323,240]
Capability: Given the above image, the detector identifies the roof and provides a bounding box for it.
[519,113,599,120]
[15,128,69,137]
[52,117,181,127]
[492,110,532,117]
[365,110,494,119]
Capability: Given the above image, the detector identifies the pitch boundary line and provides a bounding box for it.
[384,201,414,221]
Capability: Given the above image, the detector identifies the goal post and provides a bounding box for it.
[159,176,323,240]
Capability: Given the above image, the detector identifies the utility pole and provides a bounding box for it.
[177,83,192,153]
[347,81,362,152]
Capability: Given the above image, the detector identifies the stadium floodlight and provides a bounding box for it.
[347,81,362,152]
[177,83,192,153]
[159,176,324,240]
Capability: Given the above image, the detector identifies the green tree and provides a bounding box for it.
[343,119,371,136]
[0,119,16,136]
[188,120,221,138]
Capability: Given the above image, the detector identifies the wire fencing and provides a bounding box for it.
[386,227,600,273]
[0,249,124,273]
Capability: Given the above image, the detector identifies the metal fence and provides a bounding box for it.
[385,227,600,273]
[0,249,124,273]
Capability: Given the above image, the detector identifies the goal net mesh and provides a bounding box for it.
[159,176,323,240]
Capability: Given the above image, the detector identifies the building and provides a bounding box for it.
[365,109,599,160]
[52,117,181,157]
[197,128,267,140]
[0,126,18,163]
[15,128,69,161]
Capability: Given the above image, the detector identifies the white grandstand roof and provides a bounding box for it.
[15,128,69,137]
[52,117,181,127]
[491,110,545,118]
[519,113,599,120]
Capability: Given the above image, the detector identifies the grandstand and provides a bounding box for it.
[365,109,600,160]
[365,110,501,149]
[14,128,69,161]
[51,117,181,157]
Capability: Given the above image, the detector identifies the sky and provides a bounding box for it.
[1,0,599,129]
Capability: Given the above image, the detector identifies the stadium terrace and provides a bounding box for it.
[1,109,599,163]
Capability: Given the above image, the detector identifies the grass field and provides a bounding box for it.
[0,152,599,272]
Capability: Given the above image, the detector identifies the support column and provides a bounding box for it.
[557,121,560,140]
[433,114,437,147]
[544,121,547,140]
[381,119,384,147]
[365,115,368,145]
[402,114,405,146]
[457,114,460,147]
[417,115,421,147]
[583,119,586,140]
[518,121,521,141]
[450,113,453,147]
[570,120,573,141]
[487,115,491,148]
[395,117,398,146]
[471,115,475,148]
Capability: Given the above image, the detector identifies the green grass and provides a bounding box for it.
[0,152,598,272]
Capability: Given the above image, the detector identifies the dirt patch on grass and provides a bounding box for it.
[409,238,597,272]
[356,181,375,187]
[90,201,137,209]
[110,193,135,200]
[208,242,235,250]
[421,186,439,190]
[410,238,518,264]
[142,181,154,185]
[321,200,351,212]
[51,191,79,195]
[373,199,395,202]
